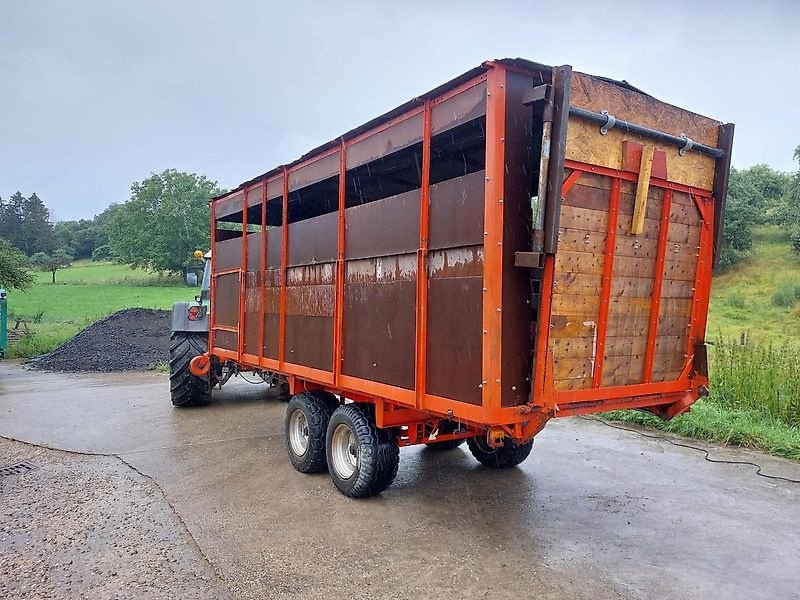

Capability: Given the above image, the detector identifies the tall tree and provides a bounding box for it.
[21,192,55,255]
[109,170,221,273]
[0,238,35,290]
[0,192,26,250]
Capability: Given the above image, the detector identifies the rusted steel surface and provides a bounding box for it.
[342,255,417,389]
[346,113,423,170]
[266,228,283,268]
[214,192,244,220]
[263,267,281,360]
[214,273,240,328]
[426,247,484,405]
[215,237,242,271]
[246,233,260,271]
[500,71,536,407]
[285,263,335,372]
[244,270,261,355]
[431,81,486,135]
[205,59,730,441]
[288,151,340,191]
[287,211,338,266]
[344,189,420,260]
[428,171,485,250]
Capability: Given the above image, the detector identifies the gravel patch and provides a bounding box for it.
[27,308,171,372]
[0,438,230,599]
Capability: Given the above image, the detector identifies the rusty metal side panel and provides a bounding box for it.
[214,329,238,351]
[288,152,339,192]
[346,113,423,170]
[431,81,487,135]
[214,272,240,350]
[214,192,244,220]
[285,263,335,372]
[246,233,261,271]
[266,227,283,269]
[215,237,242,272]
[501,71,536,406]
[425,247,484,405]
[428,170,485,251]
[287,211,338,266]
[244,270,261,355]
[246,185,263,207]
[263,268,281,360]
[345,189,421,260]
[342,255,417,390]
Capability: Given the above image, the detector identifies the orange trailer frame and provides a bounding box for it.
[204,58,733,449]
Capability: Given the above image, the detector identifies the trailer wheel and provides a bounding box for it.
[285,391,339,473]
[169,332,211,408]
[326,404,399,498]
[467,435,533,468]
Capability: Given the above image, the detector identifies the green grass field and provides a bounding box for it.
[5,238,800,460]
[6,260,190,358]
[707,227,800,345]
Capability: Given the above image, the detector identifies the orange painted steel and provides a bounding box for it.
[205,62,724,446]
[258,183,267,365]
[333,143,346,387]
[414,100,432,409]
[592,177,621,388]
[480,65,507,416]
[643,189,673,383]
[278,168,288,368]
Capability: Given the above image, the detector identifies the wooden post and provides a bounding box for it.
[631,146,655,235]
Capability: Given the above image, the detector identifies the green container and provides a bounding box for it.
[0,289,7,359]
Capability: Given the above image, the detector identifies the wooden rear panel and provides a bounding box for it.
[549,72,719,396]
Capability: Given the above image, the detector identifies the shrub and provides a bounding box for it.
[772,281,800,307]
[726,293,746,309]
[92,244,113,262]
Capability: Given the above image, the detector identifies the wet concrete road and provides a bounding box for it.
[1,361,799,599]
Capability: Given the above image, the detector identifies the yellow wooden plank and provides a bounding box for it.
[631,146,655,235]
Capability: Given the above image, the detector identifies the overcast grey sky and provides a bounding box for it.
[1,0,798,221]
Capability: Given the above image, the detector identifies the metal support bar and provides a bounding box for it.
[568,106,724,158]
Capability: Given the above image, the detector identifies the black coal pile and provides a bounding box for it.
[28,308,172,372]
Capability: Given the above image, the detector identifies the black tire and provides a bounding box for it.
[169,332,211,408]
[425,420,466,451]
[326,404,399,498]
[285,391,339,473]
[466,435,533,468]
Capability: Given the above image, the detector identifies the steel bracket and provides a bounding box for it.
[600,110,616,135]
[679,134,694,156]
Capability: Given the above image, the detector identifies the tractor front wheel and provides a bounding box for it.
[169,332,212,407]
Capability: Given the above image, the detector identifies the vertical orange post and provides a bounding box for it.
[688,195,714,357]
[643,188,672,383]
[414,100,432,407]
[333,142,346,385]
[208,202,217,352]
[592,177,621,388]
[258,183,267,364]
[278,168,289,367]
[238,187,249,361]
[481,64,507,414]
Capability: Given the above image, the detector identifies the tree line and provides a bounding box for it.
[719,146,800,270]
[1,150,799,291]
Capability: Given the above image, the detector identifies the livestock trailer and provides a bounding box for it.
[177,58,734,497]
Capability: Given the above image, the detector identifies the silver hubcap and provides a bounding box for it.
[330,423,359,479]
[288,409,309,457]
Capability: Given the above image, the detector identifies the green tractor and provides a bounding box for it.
[168,250,288,407]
